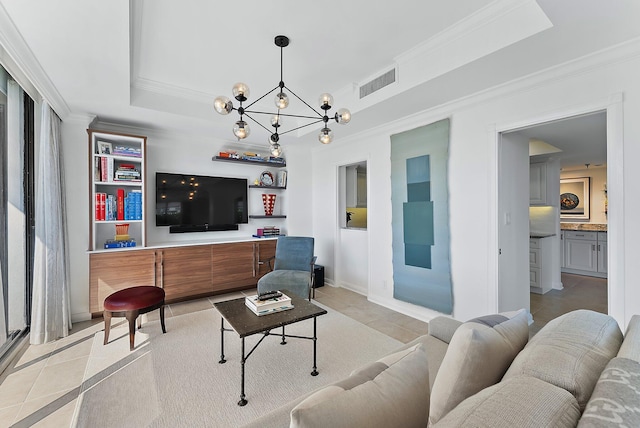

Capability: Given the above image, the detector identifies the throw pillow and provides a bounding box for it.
[433,376,581,428]
[290,343,430,428]
[578,357,640,427]
[428,309,529,425]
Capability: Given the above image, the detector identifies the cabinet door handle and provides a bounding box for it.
[252,243,257,277]
[576,234,585,237]
[598,244,601,251]
[592,244,596,251]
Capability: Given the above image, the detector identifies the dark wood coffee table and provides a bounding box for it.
[214,290,327,406]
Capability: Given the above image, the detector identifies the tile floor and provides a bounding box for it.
[0,275,607,427]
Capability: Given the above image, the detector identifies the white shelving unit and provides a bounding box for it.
[88,129,147,251]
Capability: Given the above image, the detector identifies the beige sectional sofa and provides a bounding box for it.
[244,309,640,427]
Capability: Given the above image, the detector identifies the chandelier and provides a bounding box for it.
[213,35,351,156]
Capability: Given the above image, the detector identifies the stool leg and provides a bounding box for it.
[103,311,112,345]
[126,310,140,351]
[159,305,167,334]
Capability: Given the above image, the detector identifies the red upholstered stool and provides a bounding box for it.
[103,286,166,351]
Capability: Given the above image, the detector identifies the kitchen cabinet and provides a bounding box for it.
[529,162,547,205]
[530,238,553,294]
[560,231,565,268]
[561,230,607,278]
[597,232,608,274]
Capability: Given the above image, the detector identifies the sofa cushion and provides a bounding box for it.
[428,309,529,425]
[503,309,622,411]
[290,343,429,428]
[617,314,640,362]
[433,376,581,428]
[578,357,640,427]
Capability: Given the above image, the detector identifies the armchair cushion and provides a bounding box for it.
[258,270,312,300]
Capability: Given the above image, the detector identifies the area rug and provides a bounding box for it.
[72,303,402,427]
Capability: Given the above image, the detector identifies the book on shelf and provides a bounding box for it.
[95,192,107,221]
[116,188,125,220]
[104,239,136,249]
[245,292,293,315]
[256,226,280,236]
[277,170,287,187]
[112,146,142,158]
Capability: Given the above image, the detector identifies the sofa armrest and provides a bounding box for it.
[428,316,463,344]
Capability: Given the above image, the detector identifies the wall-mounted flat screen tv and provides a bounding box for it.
[155,172,248,232]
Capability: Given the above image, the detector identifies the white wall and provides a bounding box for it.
[312,44,640,326]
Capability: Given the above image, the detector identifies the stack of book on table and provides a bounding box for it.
[245,291,293,316]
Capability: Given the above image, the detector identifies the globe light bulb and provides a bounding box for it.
[335,108,351,124]
[275,92,289,109]
[213,96,233,115]
[271,114,283,128]
[270,143,282,157]
[318,93,333,110]
[318,127,333,144]
[233,120,250,139]
[232,82,250,101]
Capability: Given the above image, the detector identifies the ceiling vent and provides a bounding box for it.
[359,68,396,99]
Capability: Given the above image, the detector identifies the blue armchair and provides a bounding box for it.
[257,236,315,300]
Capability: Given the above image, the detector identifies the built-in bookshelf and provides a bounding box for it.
[88,129,147,251]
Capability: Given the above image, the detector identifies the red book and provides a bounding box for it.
[95,193,101,220]
[116,188,125,220]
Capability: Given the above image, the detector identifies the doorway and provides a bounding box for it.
[494,97,624,327]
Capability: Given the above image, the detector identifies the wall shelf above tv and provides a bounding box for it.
[249,215,287,219]
[211,156,286,167]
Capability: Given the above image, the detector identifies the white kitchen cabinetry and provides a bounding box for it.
[562,230,607,278]
[530,237,553,294]
[560,231,565,268]
[597,232,607,274]
[530,162,547,205]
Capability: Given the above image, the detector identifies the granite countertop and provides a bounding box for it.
[560,223,607,232]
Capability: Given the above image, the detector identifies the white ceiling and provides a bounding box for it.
[1,0,639,159]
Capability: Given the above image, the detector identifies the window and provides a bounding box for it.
[0,65,35,363]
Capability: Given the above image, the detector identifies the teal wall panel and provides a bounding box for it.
[391,119,452,314]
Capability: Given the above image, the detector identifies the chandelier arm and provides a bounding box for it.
[283,85,324,118]
[242,112,274,134]
[242,109,320,121]
[244,85,281,110]
[279,119,326,136]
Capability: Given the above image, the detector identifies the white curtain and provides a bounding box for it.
[30,101,71,344]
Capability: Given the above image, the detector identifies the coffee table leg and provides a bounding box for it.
[239,337,248,406]
[281,325,286,345]
[311,317,319,376]
[219,318,226,364]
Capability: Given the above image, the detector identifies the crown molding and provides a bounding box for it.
[0,3,71,118]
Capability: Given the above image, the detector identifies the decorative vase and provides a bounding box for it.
[262,194,276,215]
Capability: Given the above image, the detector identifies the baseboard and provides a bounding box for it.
[72,312,92,324]
[561,268,607,279]
[336,281,367,296]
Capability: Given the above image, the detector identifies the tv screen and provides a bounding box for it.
[155,172,248,232]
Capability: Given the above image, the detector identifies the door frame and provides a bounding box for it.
[489,93,625,327]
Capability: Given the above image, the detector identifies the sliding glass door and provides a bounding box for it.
[0,65,34,361]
